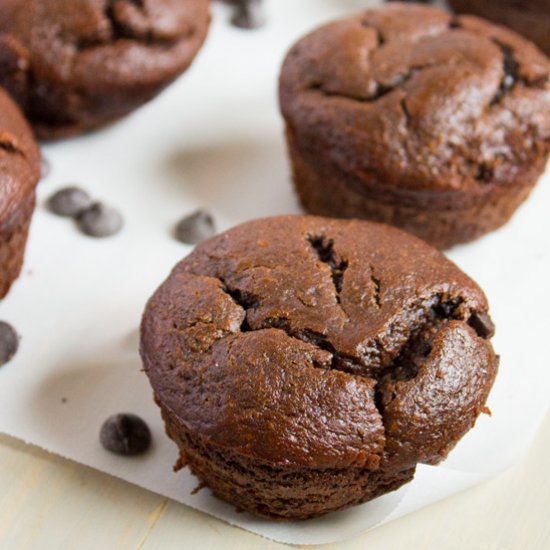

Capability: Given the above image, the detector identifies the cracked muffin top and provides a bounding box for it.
[0,88,41,222]
[141,216,498,473]
[279,3,550,202]
[0,0,210,137]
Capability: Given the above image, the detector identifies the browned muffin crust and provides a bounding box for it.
[0,88,41,298]
[450,0,550,57]
[279,3,550,249]
[141,216,498,519]
[0,0,211,139]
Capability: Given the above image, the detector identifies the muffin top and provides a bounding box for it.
[280,3,550,203]
[0,88,41,222]
[0,0,210,133]
[141,216,498,472]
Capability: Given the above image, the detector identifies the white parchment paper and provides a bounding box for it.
[0,1,549,544]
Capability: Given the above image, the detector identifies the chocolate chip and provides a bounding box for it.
[231,0,265,30]
[48,187,93,217]
[174,210,216,245]
[77,202,123,238]
[468,311,496,339]
[100,414,152,456]
[0,321,19,367]
[431,299,460,319]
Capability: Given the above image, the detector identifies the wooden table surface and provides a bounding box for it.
[1,412,549,549]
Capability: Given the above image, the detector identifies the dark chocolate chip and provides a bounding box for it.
[100,413,152,456]
[431,300,460,319]
[410,336,433,358]
[48,187,93,217]
[468,311,496,339]
[475,164,494,183]
[77,202,123,238]
[231,0,265,30]
[491,43,520,105]
[0,321,19,367]
[174,210,216,245]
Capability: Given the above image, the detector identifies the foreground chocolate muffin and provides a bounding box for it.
[279,3,550,249]
[449,0,550,57]
[0,88,41,298]
[0,0,211,139]
[141,216,498,519]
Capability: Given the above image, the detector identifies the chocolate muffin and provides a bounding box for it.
[140,215,498,520]
[0,0,211,139]
[279,3,550,249]
[449,0,550,57]
[0,88,41,298]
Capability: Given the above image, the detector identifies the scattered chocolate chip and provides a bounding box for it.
[468,311,496,339]
[48,187,93,217]
[77,202,123,238]
[48,187,123,238]
[230,0,265,30]
[174,210,216,245]
[100,413,152,456]
[0,321,19,367]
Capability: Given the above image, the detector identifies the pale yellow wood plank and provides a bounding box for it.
[136,411,550,549]
[0,436,166,550]
[332,411,550,550]
[139,503,288,550]
[0,412,548,549]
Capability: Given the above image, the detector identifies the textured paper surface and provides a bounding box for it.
[0,1,549,544]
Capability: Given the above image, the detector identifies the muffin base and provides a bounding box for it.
[287,134,541,250]
[0,193,36,299]
[29,77,187,141]
[161,402,415,520]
